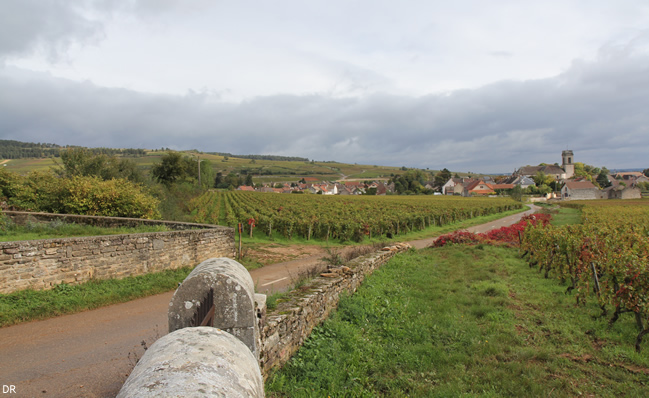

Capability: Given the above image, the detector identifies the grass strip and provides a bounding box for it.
[266,245,649,397]
[0,267,192,328]
[550,207,582,226]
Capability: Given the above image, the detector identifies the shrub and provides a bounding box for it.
[0,169,160,219]
[52,176,160,219]
[431,213,552,248]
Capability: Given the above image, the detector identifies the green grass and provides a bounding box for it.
[551,207,582,226]
[0,267,192,327]
[266,245,649,397]
[0,220,171,242]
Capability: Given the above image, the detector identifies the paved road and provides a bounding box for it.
[0,205,536,398]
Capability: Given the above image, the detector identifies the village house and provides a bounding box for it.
[561,180,599,200]
[442,177,462,195]
[461,179,495,197]
[602,185,642,200]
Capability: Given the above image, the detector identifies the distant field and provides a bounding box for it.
[2,158,58,173]
[2,150,424,183]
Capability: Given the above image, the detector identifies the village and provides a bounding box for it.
[238,150,649,200]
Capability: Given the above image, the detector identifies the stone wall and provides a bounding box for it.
[258,245,408,377]
[0,212,235,294]
[3,211,218,230]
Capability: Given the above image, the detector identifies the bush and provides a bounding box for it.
[0,169,160,219]
[53,176,160,219]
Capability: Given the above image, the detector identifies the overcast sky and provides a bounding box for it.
[1,0,648,173]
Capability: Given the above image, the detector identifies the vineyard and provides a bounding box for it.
[189,191,522,242]
[520,200,649,351]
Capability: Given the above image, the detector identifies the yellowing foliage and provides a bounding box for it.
[0,168,160,219]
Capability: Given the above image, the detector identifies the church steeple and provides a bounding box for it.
[562,150,574,179]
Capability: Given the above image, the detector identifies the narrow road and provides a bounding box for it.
[0,205,537,398]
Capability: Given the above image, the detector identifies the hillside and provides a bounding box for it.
[0,140,438,182]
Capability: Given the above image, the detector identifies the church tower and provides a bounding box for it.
[562,150,574,179]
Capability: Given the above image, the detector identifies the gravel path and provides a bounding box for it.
[0,205,537,398]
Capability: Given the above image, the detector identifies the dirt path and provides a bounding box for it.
[0,205,537,398]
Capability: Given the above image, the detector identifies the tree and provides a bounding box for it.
[510,185,523,201]
[223,173,241,189]
[197,159,214,189]
[54,148,143,183]
[533,171,554,187]
[537,184,552,195]
[643,168,649,178]
[389,170,432,194]
[245,174,254,186]
[214,172,224,188]
[596,168,611,188]
[151,152,187,185]
[434,168,452,187]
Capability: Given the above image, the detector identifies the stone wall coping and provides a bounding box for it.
[267,251,391,317]
[1,211,232,246]
[3,211,226,230]
[0,228,230,248]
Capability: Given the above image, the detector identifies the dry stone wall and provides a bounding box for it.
[0,212,235,294]
[258,245,409,377]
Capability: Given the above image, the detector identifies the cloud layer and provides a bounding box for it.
[1,1,649,172]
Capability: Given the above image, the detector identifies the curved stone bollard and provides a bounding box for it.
[117,327,264,398]
[168,257,260,357]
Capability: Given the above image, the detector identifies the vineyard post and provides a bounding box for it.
[237,223,242,260]
[590,262,600,296]
[248,218,255,239]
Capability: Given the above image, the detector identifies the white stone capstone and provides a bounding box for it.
[117,327,264,398]
[168,257,259,357]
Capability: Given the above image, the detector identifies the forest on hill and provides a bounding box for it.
[0,140,146,159]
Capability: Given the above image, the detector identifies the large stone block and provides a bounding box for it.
[117,327,264,398]
[168,257,261,358]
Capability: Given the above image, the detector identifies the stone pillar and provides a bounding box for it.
[168,257,263,358]
[117,327,264,398]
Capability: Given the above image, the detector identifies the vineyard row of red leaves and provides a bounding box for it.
[434,200,649,352]
[189,191,522,242]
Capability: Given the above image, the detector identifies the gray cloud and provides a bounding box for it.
[1,37,649,173]
[0,0,107,61]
